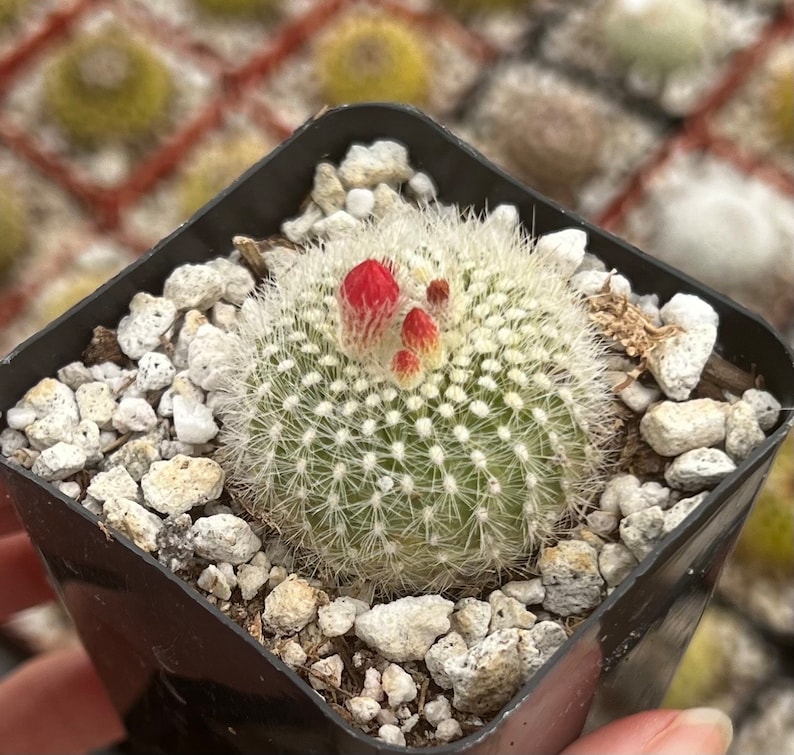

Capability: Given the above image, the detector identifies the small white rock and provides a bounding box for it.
[407,171,437,202]
[236,561,269,601]
[262,574,323,634]
[57,362,94,390]
[191,513,262,565]
[488,590,536,632]
[346,696,381,725]
[377,724,405,747]
[103,438,160,481]
[586,510,618,535]
[56,480,81,498]
[19,378,79,423]
[75,382,116,429]
[662,492,709,535]
[87,466,139,502]
[640,399,728,457]
[570,270,632,297]
[741,389,781,432]
[450,598,492,646]
[25,412,75,450]
[664,448,736,492]
[187,324,236,391]
[486,203,519,230]
[338,141,412,188]
[312,210,360,237]
[210,302,237,331]
[31,442,86,480]
[423,696,453,727]
[282,202,324,244]
[0,428,27,457]
[361,667,384,701]
[616,379,661,414]
[116,293,177,360]
[172,395,219,445]
[599,473,640,515]
[598,543,638,587]
[539,540,604,616]
[197,564,233,600]
[619,506,666,561]
[141,455,224,515]
[725,401,767,461]
[135,352,176,392]
[381,663,417,707]
[112,397,158,434]
[371,182,403,218]
[103,497,163,553]
[435,718,463,743]
[534,228,587,278]
[163,264,224,311]
[647,324,717,401]
[424,632,468,690]
[345,187,375,219]
[172,310,209,370]
[206,257,255,306]
[5,406,36,430]
[309,654,344,691]
[311,162,346,215]
[277,639,307,668]
[659,294,719,330]
[501,579,545,606]
[318,598,358,637]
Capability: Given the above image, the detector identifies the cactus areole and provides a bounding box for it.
[217,206,617,593]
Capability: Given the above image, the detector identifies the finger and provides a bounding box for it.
[0,645,125,754]
[0,532,55,623]
[562,708,733,755]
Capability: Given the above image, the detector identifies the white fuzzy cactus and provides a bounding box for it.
[216,205,616,592]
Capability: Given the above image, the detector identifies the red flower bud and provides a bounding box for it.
[426,278,450,307]
[401,307,442,368]
[338,259,400,354]
[391,349,423,389]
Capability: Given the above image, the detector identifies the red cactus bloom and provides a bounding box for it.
[391,348,423,389]
[401,307,442,368]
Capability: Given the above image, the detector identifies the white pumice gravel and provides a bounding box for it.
[2,138,787,748]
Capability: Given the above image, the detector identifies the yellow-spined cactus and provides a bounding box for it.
[0,0,28,26]
[36,270,117,325]
[44,29,173,146]
[733,431,793,575]
[177,133,272,218]
[0,177,29,280]
[764,54,794,148]
[443,0,534,13]
[315,13,430,107]
[190,0,278,19]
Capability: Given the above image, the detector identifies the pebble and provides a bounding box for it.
[75,382,116,429]
[425,632,468,690]
[311,162,346,215]
[501,579,545,606]
[158,373,204,418]
[26,412,75,450]
[664,448,736,492]
[407,171,437,203]
[268,565,288,589]
[347,696,381,725]
[377,724,405,747]
[345,187,375,219]
[197,564,233,600]
[141,455,224,515]
[619,506,665,561]
[741,389,781,432]
[534,228,587,278]
[640,399,727,457]
[598,543,638,587]
[135,353,176,392]
[659,293,719,330]
[163,264,224,311]
[282,202,324,244]
[87,466,138,502]
[309,655,344,691]
[599,473,640,515]
[57,361,94,390]
[172,311,208,370]
[172,395,218,444]
[103,438,160,481]
[102,497,163,552]
[312,210,360,237]
[262,574,323,634]
[72,420,103,466]
[445,629,521,715]
[31,442,86,480]
[355,595,454,662]
[423,696,453,727]
[488,590,536,631]
[5,406,36,430]
[725,400,766,461]
[539,540,604,616]
[662,492,709,536]
[450,598,491,646]
[112,397,158,434]
[206,257,255,306]
[529,621,568,660]
[372,182,403,218]
[0,428,27,457]
[56,480,81,498]
[586,510,619,535]
[155,513,194,572]
[435,719,463,743]
[116,293,177,360]
[236,560,269,602]
[210,302,237,331]
[338,141,413,188]
[647,325,717,401]
[381,664,417,707]
[276,639,307,668]
[318,597,358,637]
[616,379,661,414]
[191,513,261,565]
[570,270,632,297]
[187,324,236,391]
[361,667,384,701]
[21,378,80,424]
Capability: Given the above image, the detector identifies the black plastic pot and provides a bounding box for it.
[1,104,793,755]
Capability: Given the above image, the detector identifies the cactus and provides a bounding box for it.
[442,0,535,12]
[190,0,279,19]
[217,204,616,593]
[598,0,711,79]
[177,133,272,218]
[0,0,28,26]
[36,270,116,325]
[44,29,173,146]
[314,13,430,107]
[732,431,793,576]
[764,52,794,147]
[0,177,29,280]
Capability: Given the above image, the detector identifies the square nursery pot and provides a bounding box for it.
[1,104,793,755]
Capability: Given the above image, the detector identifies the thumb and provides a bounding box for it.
[563,707,733,755]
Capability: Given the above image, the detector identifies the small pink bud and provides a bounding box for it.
[401,307,442,368]
[338,259,400,353]
[391,349,423,389]
[426,279,450,307]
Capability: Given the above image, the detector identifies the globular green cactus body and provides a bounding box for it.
[190,0,278,19]
[44,30,173,146]
[765,55,794,147]
[599,0,710,78]
[0,178,29,279]
[315,14,430,107]
[0,0,28,26]
[218,205,615,593]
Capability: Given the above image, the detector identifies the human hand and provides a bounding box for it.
[0,496,125,755]
[0,489,732,755]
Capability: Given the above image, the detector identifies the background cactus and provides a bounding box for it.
[190,0,279,19]
[0,0,27,26]
[0,177,29,280]
[732,431,793,576]
[598,0,711,79]
[217,205,616,593]
[177,133,272,218]
[44,29,173,146]
[764,52,794,147]
[314,13,430,107]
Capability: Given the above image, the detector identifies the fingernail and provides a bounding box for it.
[646,708,733,755]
